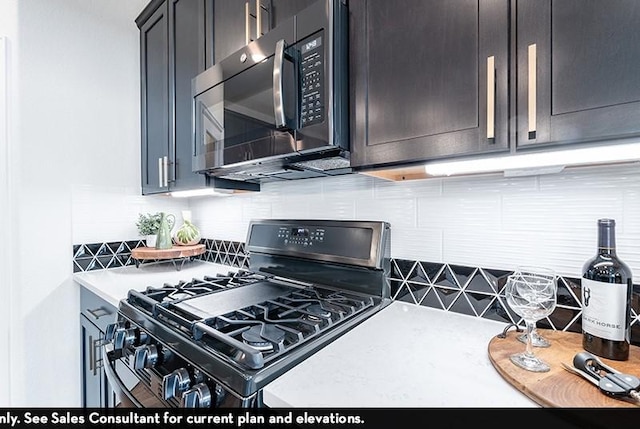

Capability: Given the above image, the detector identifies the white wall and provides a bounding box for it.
[0,0,186,407]
[0,2,16,405]
[190,163,640,279]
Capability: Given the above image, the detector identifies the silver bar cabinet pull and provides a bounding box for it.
[163,156,169,187]
[486,55,495,140]
[256,0,262,40]
[158,157,163,188]
[245,2,251,45]
[528,43,537,137]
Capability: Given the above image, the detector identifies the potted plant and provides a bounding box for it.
[136,212,162,247]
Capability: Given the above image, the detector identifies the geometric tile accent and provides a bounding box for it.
[72,244,640,347]
[72,238,248,273]
[197,239,249,269]
[389,258,640,347]
[72,240,144,272]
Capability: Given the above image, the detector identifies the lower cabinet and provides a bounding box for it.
[80,287,117,407]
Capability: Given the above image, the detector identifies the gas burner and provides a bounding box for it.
[241,325,285,351]
[305,304,332,320]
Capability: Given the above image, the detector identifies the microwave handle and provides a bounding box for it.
[273,39,287,129]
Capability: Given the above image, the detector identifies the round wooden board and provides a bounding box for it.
[131,244,205,260]
[488,328,640,408]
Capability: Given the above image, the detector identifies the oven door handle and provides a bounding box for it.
[273,39,287,129]
[102,345,142,408]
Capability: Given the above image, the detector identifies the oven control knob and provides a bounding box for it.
[162,368,191,400]
[181,383,212,408]
[113,328,137,350]
[104,322,125,342]
[133,344,158,370]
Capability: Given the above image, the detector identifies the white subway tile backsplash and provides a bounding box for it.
[502,189,624,233]
[308,198,356,220]
[417,194,502,230]
[71,184,188,243]
[356,197,416,228]
[442,173,538,195]
[84,162,639,279]
[373,176,442,200]
[389,227,442,261]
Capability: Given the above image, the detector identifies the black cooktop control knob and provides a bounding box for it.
[104,322,125,343]
[132,344,158,370]
[113,328,137,351]
[162,368,191,400]
[181,383,212,408]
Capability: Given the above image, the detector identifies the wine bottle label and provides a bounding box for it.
[581,278,627,341]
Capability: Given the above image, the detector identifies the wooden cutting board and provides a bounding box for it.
[131,244,205,260]
[488,328,640,407]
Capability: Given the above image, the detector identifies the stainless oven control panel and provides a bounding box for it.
[277,226,325,246]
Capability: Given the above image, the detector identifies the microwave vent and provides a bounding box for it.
[289,156,350,172]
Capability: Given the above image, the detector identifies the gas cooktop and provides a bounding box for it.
[104,219,391,407]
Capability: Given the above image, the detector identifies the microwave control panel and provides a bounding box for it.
[300,32,325,128]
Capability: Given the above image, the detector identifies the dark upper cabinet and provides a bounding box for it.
[213,0,317,65]
[271,0,316,27]
[214,0,272,65]
[516,0,640,149]
[350,0,510,170]
[137,0,212,195]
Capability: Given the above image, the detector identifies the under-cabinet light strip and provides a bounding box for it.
[170,188,234,198]
[424,142,640,177]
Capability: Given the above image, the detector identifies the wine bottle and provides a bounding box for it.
[581,218,633,361]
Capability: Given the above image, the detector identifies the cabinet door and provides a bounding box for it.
[80,287,117,407]
[214,0,273,65]
[80,315,107,407]
[214,0,251,64]
[271,0,315,27]
[517,0,640,148]
[169,0,210,191]
[140,3,170,194]
[350,0,509,169]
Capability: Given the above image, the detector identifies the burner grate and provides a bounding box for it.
[193,286,378,369]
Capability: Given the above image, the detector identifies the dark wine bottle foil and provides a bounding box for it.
[581,219,633,361]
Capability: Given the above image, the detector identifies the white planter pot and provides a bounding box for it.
[145,234,157,248]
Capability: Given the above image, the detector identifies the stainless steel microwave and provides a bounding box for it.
[192,0,350,183]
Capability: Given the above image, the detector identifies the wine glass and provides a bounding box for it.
[504,271,557,372]
[514,266,557,348]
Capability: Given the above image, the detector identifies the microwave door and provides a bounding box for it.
[224,55,296,165]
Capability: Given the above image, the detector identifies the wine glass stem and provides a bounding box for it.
[525,321,536,357]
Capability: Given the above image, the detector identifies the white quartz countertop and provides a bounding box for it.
[262,301,538,408]
[75,264,536,408]
[74,260,238,307]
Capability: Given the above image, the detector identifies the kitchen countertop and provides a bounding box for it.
[74,264,537,408]
[74,260,238,307]
[262,301,538,408]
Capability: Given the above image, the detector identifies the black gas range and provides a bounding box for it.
[102,219,391,408]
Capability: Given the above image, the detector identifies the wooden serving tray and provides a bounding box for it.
[488,328,640,407]
[131,244,205,260]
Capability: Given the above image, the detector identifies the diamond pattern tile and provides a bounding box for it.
[433,265,461,289]
[71,240,640,347]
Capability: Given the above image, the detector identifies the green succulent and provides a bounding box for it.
[136,212,162,236]
[174,220,200,245]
